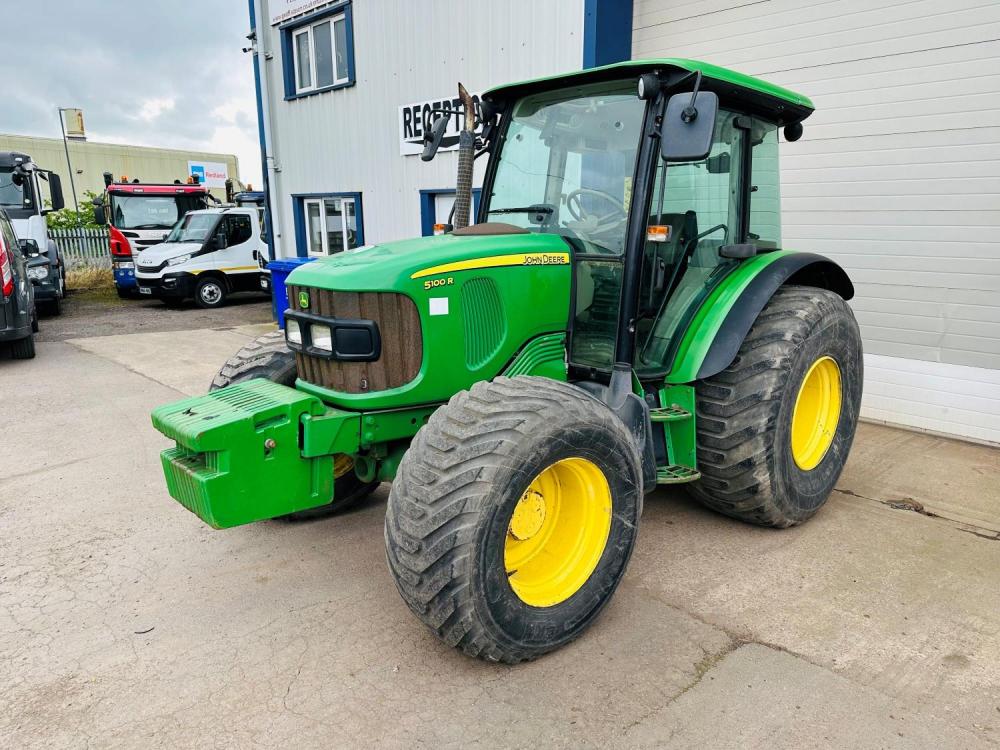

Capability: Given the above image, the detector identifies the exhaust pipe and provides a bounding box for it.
[453,83,476,230]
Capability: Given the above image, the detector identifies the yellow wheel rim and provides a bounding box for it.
[333,454,355,479]
[791,356,843,471]
[504,457,612,608]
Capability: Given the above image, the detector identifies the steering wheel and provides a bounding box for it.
[564,188,627,235]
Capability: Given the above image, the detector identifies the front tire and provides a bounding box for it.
[10,333,36,360]
[385,376,642,663]
[195,277,227,309]
[688,286,862,527]
[210,331,378,515]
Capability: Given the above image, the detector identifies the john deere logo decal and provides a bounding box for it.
[298,291,310,309]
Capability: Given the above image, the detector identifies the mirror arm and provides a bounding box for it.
[681,72,703,123]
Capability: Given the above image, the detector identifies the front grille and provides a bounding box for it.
[288,286,422,394]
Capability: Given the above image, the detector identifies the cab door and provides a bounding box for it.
[208,213,257,294]
[217,213,256,272]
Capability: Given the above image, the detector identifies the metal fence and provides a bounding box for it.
[49,228,110,269]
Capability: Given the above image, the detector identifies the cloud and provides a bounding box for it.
[0,1,262,185]
[136,98,177,123]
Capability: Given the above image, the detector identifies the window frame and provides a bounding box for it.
[281,2,356,100]
[293,192,364,258]
[292,26,314,93]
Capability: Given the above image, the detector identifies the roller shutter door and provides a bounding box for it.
[632,0,1000,444]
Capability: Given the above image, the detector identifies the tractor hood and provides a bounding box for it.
[284,230,574,411]
[287,231,573,291]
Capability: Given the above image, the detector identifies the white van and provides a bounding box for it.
[135,207,268,308]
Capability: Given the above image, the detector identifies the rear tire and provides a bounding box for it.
[195,277,227,309]
[385,376,642,663]
[10,333,36,360]
[210,331,377,516]
[688,286,862,527]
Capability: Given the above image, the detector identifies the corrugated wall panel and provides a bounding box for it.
[633,0,1000,442]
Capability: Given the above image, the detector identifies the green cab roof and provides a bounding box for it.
[484,58,814,125]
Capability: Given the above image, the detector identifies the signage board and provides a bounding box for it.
[398,92,482,156]
[63,108,86,139]
[269,0,330,25]
[187,161,229,188]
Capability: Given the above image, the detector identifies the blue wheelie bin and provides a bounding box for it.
[267,257,316,328]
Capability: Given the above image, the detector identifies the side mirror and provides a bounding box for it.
[661,91,719,162]
[93,200,107,225]
[48,172,65,211]
[420,115,450,162]
[19,239,41,257]
[214,230,227,249]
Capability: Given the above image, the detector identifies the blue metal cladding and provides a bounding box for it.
[583,0,633,69]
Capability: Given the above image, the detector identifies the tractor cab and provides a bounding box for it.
[472,60,815,383]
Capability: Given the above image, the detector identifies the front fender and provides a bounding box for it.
[666,251,853,383]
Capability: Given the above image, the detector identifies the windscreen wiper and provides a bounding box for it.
[488,205,553,215]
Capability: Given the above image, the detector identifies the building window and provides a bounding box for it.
[419,189,482,236]
[294,193,363,257]
[282,2,355,99]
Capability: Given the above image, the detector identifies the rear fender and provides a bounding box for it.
[666,251,853,383]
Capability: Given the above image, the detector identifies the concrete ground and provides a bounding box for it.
[35,290,273,343]
[2,318,999,749]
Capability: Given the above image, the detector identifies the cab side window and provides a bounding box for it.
[226,215,253,245]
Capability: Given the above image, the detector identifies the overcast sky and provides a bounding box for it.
[2,1,262,185]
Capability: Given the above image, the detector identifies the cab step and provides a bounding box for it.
[656,464,701,484]
[649,405,692,422]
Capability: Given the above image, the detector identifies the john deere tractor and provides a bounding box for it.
[151,59,861,663]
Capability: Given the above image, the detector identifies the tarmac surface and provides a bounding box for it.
[35,291,273,342]
[2,309,999,748]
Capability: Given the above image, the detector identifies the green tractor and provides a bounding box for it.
[151,59,861,663]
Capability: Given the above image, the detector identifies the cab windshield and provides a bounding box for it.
[486,81,645,255]
[165,213,219,243]
[0,168,31,211]
[110,193,206,230]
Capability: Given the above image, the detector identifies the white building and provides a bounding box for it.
[249,0,1000,445]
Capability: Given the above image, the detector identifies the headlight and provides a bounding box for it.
[311,324,332,351]
[27,266,48,281]
[167,254,192,266]
[286,319,302,345]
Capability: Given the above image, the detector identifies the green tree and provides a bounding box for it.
[45,189,102,230]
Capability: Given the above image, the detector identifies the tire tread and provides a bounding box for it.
[385,375,637,664]
[687,285,858,527]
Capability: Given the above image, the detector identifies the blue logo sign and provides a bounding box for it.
[189,165,206,184]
